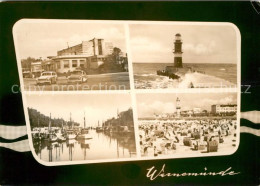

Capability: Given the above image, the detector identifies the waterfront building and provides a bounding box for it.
[33,38,128,74]
[50,38,114,73]
[211,104,237,115]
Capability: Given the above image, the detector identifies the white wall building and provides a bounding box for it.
[211,104,237,114]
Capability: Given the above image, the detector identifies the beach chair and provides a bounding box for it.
[192,132,201,140]
[154,130,164,138]
[194,141,206,150]
[183,137,192,146]
[181,132,187,136]
[219,136,224,143]
[207,140,218,152]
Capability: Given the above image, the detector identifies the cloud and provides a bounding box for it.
[16,23,126,59]
[137,101,175,117]
[193,96,235,109]
[183,40,216,55]
[130,36,172,62]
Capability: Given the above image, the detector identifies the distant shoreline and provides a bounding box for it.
[138,116,237,120]
[133,62,236,65]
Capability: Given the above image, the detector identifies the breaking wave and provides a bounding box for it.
[134,72,236,89]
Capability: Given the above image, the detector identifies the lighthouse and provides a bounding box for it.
[176,97,181,118]
[173,33,183,68]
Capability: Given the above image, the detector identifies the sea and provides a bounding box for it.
[133,63,237,89]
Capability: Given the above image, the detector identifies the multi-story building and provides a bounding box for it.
[211,104,237,115]
[22,37,129,75]
[51,38,114,73]
[35,38,129,74]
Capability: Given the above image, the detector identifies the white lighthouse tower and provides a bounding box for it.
[176,97,181,118]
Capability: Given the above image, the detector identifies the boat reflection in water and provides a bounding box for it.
[33,129,136,162]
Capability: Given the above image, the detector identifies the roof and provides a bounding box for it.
[213,104,237,107]
[42,71,56,73]
[31,62,42,65]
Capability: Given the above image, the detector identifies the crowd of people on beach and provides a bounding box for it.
[139,118,237,157]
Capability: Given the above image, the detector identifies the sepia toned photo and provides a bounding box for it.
[130,23,239,89]
[136,93,239,157]
[25,94,136,163]
[13,20,130,91]
[13,20,241,166]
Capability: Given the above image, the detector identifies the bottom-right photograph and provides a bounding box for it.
[136,93,239,158]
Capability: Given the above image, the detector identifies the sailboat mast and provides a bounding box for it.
[70,112,73,129]
[84,111,86,129]
[49,113,51,132]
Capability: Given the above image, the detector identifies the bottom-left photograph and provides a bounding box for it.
[25,93,137,163]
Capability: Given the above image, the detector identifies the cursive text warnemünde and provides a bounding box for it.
[146,164,240,181]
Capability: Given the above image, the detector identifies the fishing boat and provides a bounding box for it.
[48,133,58,142]
[77,129,92,139]
[56,132,66,142]
[77,112,92,140]
[66,130,76,140]
[96,121,104,132]
[96,127,104,132]
[32,131,42,141]
[66,113,77,140]
[47,113,58,142]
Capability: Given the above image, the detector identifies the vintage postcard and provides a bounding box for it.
[2,1,259,185]
[13,19,240,166]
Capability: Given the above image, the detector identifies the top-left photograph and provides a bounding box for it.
[13,20,130,91]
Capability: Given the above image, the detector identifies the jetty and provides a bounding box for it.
[157,33,204,81]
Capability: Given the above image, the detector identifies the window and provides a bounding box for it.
[64,60,69,68]
[72,60,77,67]
[80,60,85,68]
[98,39,103,55]
[57,61,60,69]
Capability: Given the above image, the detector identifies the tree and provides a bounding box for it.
[112,47,121,56]
[21,57,35,70]
[21,57,42,70]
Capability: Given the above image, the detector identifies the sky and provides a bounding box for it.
[26,93,132,127]
[14,21,127,60]
[129,24,238,64]
[136,93,237,118]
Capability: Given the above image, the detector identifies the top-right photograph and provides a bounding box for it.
[129,23,239,89]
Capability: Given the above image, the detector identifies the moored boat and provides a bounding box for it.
[48,133,58,142]
[77,112,92,139]
[77,129,92,140]
[66,131,76,140]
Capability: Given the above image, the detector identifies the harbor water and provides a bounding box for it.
[33,129,136,162]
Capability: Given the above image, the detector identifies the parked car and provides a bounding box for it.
[36,71,57,85]
[22,71,33,78]
[67,70,88,84]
